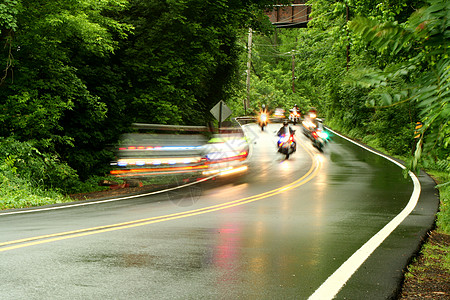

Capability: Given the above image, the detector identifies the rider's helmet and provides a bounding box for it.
[283,120,289,126]
[262,104,266,109]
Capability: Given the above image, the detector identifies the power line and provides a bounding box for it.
[274,20,309,28]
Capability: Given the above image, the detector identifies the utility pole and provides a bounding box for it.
[274,28,279,65]
[291,51,295,93]
[292,37,297,93]
[346,4,350,71]
[246,28,252,115]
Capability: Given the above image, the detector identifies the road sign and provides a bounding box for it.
[210,100,232,125]
[414,121,423,139]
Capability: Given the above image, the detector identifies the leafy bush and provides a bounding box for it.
[0,152,71,210]
[428,171,450,234]
[0,137,125,210]
[0,137,79,193]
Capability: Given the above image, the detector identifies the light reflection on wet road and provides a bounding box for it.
[0,123,428,299]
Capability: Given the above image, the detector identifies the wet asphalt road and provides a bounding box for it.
[0,123,439,299]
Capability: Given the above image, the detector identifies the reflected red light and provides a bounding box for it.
[213,222,241,283]
[110,164,208,177]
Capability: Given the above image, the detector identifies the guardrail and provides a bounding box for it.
[132,123,208,132]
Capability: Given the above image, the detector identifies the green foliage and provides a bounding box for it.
[0,174,68,210]
[363,104,414,155]
[1,0,284,200]
[0,137,79,192]
[306,0,449,235]
[241,0,445,173]
[0,137,77,209]
[349,0,449,172]
[427,170,450,233]
[436,181,450,233]
[236,26,346,116]
[0,0,133,180]
[0,0,19,30]
[117,0,265,124]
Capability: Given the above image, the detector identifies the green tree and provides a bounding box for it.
[236,0,427,160]
[113,0,280,125]
[0,0,19,85]
[1,0,283,185]
[0,0,132,180]
[349,0,449,171]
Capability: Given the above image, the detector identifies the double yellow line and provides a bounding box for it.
[0,149,322,253]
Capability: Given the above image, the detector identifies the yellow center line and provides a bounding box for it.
[0,144,322,252]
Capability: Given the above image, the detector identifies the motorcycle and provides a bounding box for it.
[259,112,268,131]
[289,109,301,125]
[277,131,296,159]
[303,123,329,152]
[302,119,316,138]
[310,129,328,152]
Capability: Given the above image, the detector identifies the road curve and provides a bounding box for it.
[0,123,439,299]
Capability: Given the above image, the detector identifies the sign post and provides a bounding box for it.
[210,100,232,130]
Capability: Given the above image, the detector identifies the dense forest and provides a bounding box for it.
[236,0,448,173]
[0,0,281,205]
[0,0,448,211]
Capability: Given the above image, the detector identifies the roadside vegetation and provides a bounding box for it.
[227,0,449,295]
[0,0,448,293]
[0,0,280,207]
[400,169,449,298]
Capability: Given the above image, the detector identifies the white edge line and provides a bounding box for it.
[0,176,214,216]
[308,128,421,300]
[1,122,253,217]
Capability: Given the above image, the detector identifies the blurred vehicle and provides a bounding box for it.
[303,122,330,152]
[310,129,327,152]
[277,121,296,159]
[308,107,317,119]
[289,104,301,125]
[202,133,249,176]
[273,108,286,120]
[277,131,296,159]
[258,111,268,131]
[302,119,317,136]
[289,109,301,125]
[302,108,319,135]
[110,133,208,178]
[110,123,250,183]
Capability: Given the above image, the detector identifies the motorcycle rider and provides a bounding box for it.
[308,107,318,122]
[277,120,296,155]
[303,107,319,130]
[291,104,301,115]
[289,104,301,124]
[259,104,269,131]
[261,104,267,114]
[277,120,294,137]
